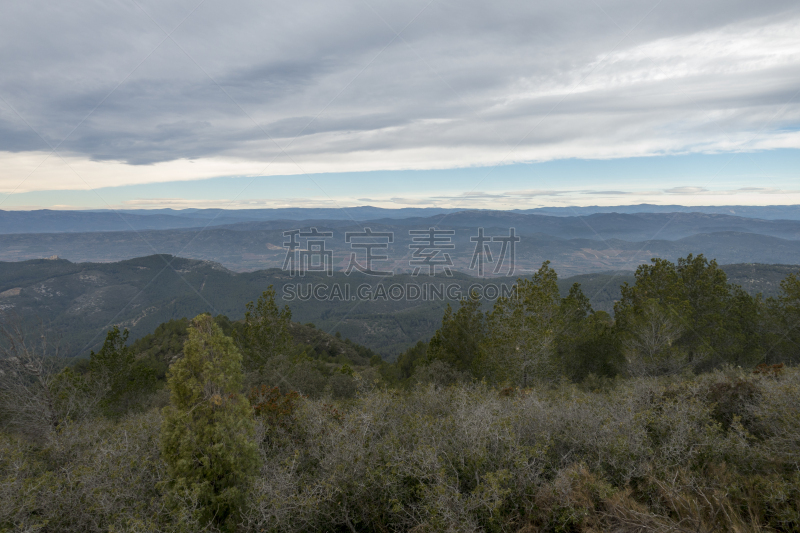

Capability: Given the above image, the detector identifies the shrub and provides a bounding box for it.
[3,361,800,532]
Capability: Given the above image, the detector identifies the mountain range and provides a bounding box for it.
[4,204,800,234]
[2,211,800,275]
[0,255,795,359]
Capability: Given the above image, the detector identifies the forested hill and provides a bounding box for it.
[0,255,796,358]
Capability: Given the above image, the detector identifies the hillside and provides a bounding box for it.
[0,255,795,358]
[0,255,516,357]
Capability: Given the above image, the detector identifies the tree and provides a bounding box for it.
[428,290,485,374]
[240,286,293,372]
[480,261,562,386]
[89,326,155,418]
[160,314,259,530]
[764,272,800,365]
[556,284,622,381]
[621,299,688,376]
[614,254,762,370]
[556,283,593,361]
[615,258,691,326]
[394,340,427,382]
[565,310,622,381]
[676,254,755,366]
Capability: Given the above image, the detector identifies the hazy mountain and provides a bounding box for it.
[519,204,800,220]
[0,207,464,234]
[1,218,800,275]
[5,206,800,235]
[361,211,800,240]
[0,209,249,234]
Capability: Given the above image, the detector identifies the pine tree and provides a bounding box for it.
[614,254,762,370]
[160,314,259,530]
[765,272,800,365]
[428,290,485,374]
[89,326,155,418]
[555,283,621,381]
[240,285,293,372]
[480,261,562,386]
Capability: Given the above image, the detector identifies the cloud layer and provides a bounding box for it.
[1,0,799,194]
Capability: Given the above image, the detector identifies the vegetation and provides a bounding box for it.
[614,254,763,371]
[240,286,293,371]
[480,261,563,386]
[427,290,485,373]
[161,314,259,530]
[87,326,157,418]
[1,253,800,532]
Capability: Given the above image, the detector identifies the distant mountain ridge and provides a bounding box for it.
[4,204,800,234]
[91,204,800,221]
[2,212,800,275]
[519,204,800,219]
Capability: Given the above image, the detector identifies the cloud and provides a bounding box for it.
[1,0,799,193]
[503,190,571,197]
[581,191,635,195]
[388,197,439,205]
[736,187,783,193]
[104,185,800,211]
[665,186,710,194]
[661,186,800,196]
[118,197,346,209]
[0,151,273,193]
[9,180,799,211]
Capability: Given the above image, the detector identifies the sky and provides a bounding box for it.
[1,0,799,210]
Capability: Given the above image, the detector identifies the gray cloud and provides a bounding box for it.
[1,0,799,172]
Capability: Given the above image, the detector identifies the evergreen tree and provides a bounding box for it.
[240,286,293,372]
[480,261,562,386]
[614,254,762,370]
[556,283,622,381]
[160,314,259,530]
[395,340,427,382]
[428,290,485,374]
[563,310,622,381]
[89,326,155,418]
[765,271,800,365]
